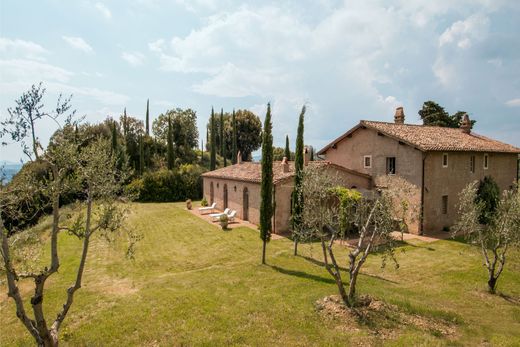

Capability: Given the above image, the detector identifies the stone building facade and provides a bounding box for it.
[201,159,372,234]
[318,107,520,235]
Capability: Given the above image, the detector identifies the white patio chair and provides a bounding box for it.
[198,202,216,214]
[227,210,237,223]
[209,208,230,221]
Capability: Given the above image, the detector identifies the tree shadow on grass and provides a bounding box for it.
[499,292,520,306]
[298,255,399,284]
[268,265,336,285]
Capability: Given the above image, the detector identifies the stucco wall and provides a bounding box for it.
[423,151,518,233]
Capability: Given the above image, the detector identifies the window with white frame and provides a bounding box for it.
[442,153,448,168]
[483,154,489,170]
[363,155,372,168]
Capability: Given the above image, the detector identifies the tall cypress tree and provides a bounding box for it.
[111,120,118,154]
[292,105,306,255]
[285,135,290,160]
[210,108,216,170]
[259,103,274,265]
[123,107,128,137]
[145,99,150,136]
[220,108,226,167]
[139,133,144,175]
[232,109,237,164]
[167,116,174,170]
[200,139,204,165]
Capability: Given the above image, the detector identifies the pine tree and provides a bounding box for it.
[145,99,150,136]
[232,109,237,164]
[292,105,306,255]
[260,103,274,265]
[285,135,290,160]
[167,115,174,170]
[139,133,144,175]
[210,108,216,171]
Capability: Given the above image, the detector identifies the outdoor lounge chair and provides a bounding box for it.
[227,210,237,223]
[210,208,230,222]
[198,202,216,214]
[209,208,230,220]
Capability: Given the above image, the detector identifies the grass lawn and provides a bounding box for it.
[1,202,520,346]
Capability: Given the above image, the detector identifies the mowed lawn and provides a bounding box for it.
[1,202,520,346]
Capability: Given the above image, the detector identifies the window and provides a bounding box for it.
[363,155,372,168]
[470,155,476,173]
[442,195,448,215]
[386,157,396,175]
[483,154,489,170]
[442,153,448,168]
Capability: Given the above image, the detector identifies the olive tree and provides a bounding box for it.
[454,181,520,293]
[301,166,403,307]
[0,84,134,346]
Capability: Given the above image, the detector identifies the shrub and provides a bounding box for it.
[201,197,208,207]
[129,164,207,202]
[476,176,500,225]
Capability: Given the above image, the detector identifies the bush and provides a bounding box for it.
[201,197,208,207]
[128,164,207,202]
[476,176,500,225]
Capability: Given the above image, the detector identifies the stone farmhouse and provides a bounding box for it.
[318,107,520,234]
[202,107,519,235]
[201,156,371,233]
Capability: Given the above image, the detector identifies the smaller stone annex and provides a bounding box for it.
[201,157,371,233]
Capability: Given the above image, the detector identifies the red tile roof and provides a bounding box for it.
[319,121,520,154]
[201,161,370,184]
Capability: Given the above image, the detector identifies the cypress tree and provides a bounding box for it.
[259,103,274,265]
[111,120,118,154]
[167,116,174,170]
[220,108,226,167]
[292,105,306,255]
[139,133,144,175]
[145,99,150,136]
[232,109,237,164]
[210,108,216,170]
[200,139,204,165]
[123,107,128,137]
[285,134,290,160]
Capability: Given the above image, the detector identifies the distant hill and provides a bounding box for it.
[1,161,23,183]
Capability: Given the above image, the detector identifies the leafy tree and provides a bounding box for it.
[418,101,476,128]
[0,84,134,346]
[139,133,144,175]
[273,147,287,161]
[285,135,291,160]
[167,116,174,170]
[206,109,262,161]
[111,120,118,154]
[152,108,198,165]
[259,103,273,265]
[292,106,305,255]
[301,166,401,307]
[119,113,144,172]
[210,108,216,171]
[454,181,520,293]
[232,109,237,164]
[145,98,150,136]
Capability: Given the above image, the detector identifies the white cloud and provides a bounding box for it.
[95,2,112,19]
[0,59,73,83]
[0,38,48,61]
[121,51,145,67]
[62,36,94,53]
[505,98,520,107]
[439,14,489,49]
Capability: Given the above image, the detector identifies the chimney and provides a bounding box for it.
[460,113,472,134]
[237,151,242,164]
[303,147,310,166]
[281,157,289,173]
[394,107,405,124]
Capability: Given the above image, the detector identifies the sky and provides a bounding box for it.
[1,0,520,163]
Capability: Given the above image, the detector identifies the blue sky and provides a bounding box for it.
[1,0,520,163]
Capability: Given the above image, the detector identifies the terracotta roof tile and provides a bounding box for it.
[201,161,371,184]
[319,121,520,154]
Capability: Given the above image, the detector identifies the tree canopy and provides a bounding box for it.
[418,101,476,128]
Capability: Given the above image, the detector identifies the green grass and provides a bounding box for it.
[1,202,520,346]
